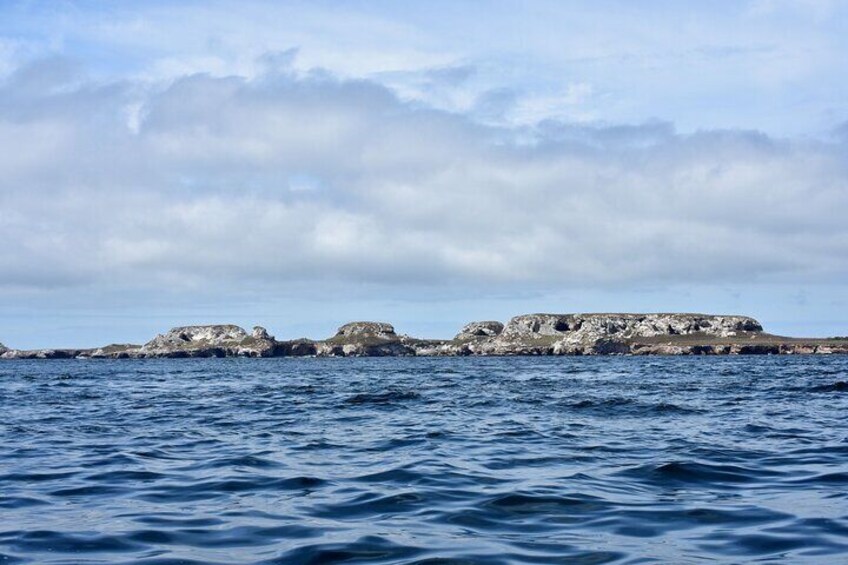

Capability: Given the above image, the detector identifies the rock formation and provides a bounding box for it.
[131,324,276,358]
[501,313,760,340]
[252,326,272,340]
[146,325,247,348]
[335,322,397,339]
[315,322,415,357]
[1,348,84,360]
[455,321,504,340]
[1,313,846,359]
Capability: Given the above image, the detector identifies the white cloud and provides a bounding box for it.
[0,57,847,300]
[511,82,596,125]
[3,1,847,135]
[747,0,839,20]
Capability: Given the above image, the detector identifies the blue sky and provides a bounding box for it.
[1,0,847,347]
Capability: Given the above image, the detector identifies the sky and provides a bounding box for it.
[1,0,847,348]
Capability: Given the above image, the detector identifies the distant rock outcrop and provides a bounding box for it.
[501,313,761,340]
[1,348,84,360]
[545,313,762,355]
[1,313,846,359]
[316,322,415,357]
[87,344,142,359]
[146,325,247,348]
[334,322,397,339]
[470,313,764,356]
[137,325,275,358]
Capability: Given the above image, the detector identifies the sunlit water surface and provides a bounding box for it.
[1,356,847,564]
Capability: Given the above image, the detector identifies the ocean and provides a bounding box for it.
[1,356,847,564]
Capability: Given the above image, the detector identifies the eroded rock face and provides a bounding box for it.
[553,338,632,356]
[315,341,414,357]
[252,326,272,340]
[278,340,318,357]
[502,313,760,341]
[455,321,504,340]
[86,344,143,359]
[474,313,765,356]
[1,348,83,359]
[0,343,7,355]
[138,324,274,358]
[319,321,415,356]
[501,314,580,338]
[335,322,396,339]
[411,341,472,356]
[730,344,780,355]
[145,325,248,349]
[553,314,761,354]
[813,344,848,354]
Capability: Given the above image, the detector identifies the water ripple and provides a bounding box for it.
[1,356,848,563]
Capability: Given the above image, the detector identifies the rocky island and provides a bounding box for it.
[2,313,847,359]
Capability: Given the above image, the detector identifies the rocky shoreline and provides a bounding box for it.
[2,313,847,359]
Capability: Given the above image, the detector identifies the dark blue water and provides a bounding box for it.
[1,357,847,564]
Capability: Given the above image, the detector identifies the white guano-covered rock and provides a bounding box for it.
[455,321,504,340]
[502,313,761,340]
[138,324,275,357]
[334,322,397,339]
[496,313,763,355]
[252,326,272,340]
[145,325,249,349]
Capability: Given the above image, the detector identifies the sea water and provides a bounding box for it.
[1,356,847,564]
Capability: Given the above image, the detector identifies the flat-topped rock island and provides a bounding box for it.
[2,313,847,359]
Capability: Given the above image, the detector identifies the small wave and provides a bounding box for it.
[0,496,50,509]
[562,397,703,416]
[353,464,504,489]
[309,491,427,519]
[49,485,127,498]
[192,454,283,470]
[0,471,77,483]
[792,471,848,485]
[484,491,610,515]
[131,515,226,528]
[809,381,848,392]
[83,470,166,482]
[617,460,780,486]
[697,531,835,557]
[266,535,425,564]
[136,475,327,503]
[6,530,141,555]
[353,468,422,484]
[345,389,421,405]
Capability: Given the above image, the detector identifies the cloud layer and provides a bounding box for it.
[1,57,847,298]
